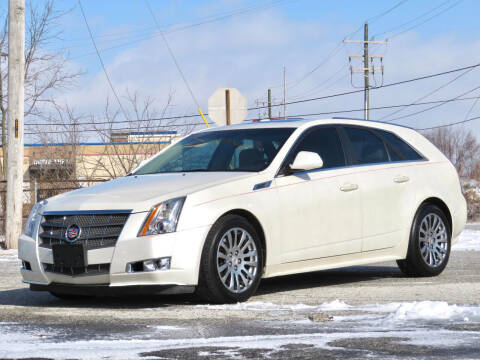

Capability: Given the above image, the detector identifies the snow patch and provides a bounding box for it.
[453,229,480,251]
[0,249,19,262]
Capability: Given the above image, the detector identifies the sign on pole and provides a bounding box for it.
[208,88,247,126]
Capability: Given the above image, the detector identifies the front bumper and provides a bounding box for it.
[30,283,195,296]
[18,212,211,291]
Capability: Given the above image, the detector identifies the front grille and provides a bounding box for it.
[43,263,110,276]
[39,212,130,250]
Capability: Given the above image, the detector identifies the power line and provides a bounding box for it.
[77,0,130,120]
[380,64,477,121]
[70,0,292,60]
[250,62,480,111]
[385,84,480,122]
[24,61,480,128]
[269,0,407,92]
[378,0,463,39]
[416,115,480,131]
[25,95,480,133]
[144,0,200,110]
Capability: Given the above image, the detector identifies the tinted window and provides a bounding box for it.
[345,127,388,165]
[289,127,346,169]
[134,128,294,174]
[376,130,423,161]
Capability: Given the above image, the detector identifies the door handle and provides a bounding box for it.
[340,183,359,192]
[394,175,410,183]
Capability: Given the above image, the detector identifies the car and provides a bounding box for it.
[18,118,467,303]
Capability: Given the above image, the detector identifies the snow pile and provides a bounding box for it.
[384,301,480,322]
[199,301,316,311]
[453,229,480,251]
[317,300,351,311]
[0,249,19,262]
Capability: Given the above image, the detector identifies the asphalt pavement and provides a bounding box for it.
[0,227,479,359]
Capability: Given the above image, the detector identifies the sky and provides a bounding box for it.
[3,0,480,141]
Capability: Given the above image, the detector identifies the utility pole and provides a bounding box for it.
[283,66,286,120]
[267,88,272,120]
[6,0,25,249]
[0,53,7,180]
[225,89,231,125]
[363,23,369,120]
[345,23,388,121]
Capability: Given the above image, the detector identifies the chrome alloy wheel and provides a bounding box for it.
[419,213,448,268]
[216,227,259,293]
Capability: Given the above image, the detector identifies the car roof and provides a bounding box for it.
[199,118,415,132]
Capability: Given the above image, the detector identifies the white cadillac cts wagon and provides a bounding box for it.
[19,118,467,303]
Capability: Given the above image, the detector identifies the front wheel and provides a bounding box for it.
[397,204,451,277]
[196,215,264,303]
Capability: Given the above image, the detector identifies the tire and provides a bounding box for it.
[196,214,264,303]
[397,204,451,277]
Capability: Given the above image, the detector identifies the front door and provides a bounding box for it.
[275,126,363,263]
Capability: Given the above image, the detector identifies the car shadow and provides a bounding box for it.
[256,264,403,296]
[0,264,403,309]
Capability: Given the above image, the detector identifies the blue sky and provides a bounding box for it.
[3,0,480,140]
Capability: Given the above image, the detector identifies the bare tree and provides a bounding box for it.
[423,127,480,178]
[0,0,81,179]
[80,90,196,180]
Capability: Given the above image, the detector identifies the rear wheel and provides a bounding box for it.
[196,215,264,303]
[397,204,451,277]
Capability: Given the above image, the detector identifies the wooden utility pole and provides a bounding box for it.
[363,23,369,120]
[283,66,286,120]
[267,88,272,120]
[225,89,231,125]
[6,0,25,249]
[345,23,388,121]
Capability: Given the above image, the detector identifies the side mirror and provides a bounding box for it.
[289,151,323,172]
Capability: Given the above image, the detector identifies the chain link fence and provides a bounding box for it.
[0,179,107,246]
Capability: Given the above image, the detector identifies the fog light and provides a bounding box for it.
[143,259,158,272]
[143,257,171,272]
[127,257,171,273]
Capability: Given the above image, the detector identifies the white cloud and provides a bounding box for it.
[57,8,480,139]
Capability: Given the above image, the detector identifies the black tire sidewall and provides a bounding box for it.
[409,204,451,276]
[200,215,264,303]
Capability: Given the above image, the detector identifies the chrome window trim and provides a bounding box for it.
[276,158,429,178]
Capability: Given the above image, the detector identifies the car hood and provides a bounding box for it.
[42,172,253,213]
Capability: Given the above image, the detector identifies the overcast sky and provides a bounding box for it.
[5,0,480,141]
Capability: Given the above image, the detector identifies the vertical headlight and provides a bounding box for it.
[139,197,185,236]
[24,200,46,237]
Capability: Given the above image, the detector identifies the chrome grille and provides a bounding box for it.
[39,212,130,250]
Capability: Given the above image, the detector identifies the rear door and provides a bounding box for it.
[275,126,363,263]
[340,126,421,252]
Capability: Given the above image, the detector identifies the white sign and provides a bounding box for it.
[208,88,247,126]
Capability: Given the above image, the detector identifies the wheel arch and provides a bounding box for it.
[219,209,267,266]
[418,197,453,236]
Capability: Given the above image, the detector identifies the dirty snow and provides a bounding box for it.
[0,249,19,262]
[1,300,480,359]
[453,229,480,251]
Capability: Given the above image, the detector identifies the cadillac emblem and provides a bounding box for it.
[65,224,81,243]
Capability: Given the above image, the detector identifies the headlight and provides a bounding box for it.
[24,200,47,237]
[138,197,185,236]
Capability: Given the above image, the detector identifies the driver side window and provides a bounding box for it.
[289,127,346,169]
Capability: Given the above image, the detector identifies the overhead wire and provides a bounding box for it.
[380,65,478,121]
[77,0,130,121]
[25,95,480,134]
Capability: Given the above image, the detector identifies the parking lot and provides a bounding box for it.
[0,225,479,359]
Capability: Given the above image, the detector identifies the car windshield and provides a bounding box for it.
[134,128,295,174]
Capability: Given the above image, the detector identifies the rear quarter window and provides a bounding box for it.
[375,130,423,161]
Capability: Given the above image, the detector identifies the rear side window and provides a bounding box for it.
[289,127,346,169]
[344,127,389,165]
[376,130,423,161]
